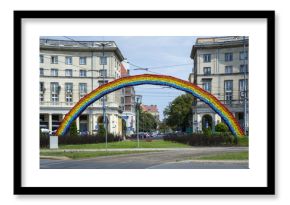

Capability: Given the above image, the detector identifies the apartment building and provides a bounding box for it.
[120,63,136,136]
[140,105,160,122]
[188,36,249,134]
[39,39,125,135]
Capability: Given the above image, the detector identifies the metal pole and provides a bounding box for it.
[91,51,94,135]
[243,36,247,135]
[137,102,140,148]
[102,43,108,150]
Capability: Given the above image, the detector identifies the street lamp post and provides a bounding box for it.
[91,51,94,135]
[243,36,248,135]
[96,42,112,150]
[135,95,142,148]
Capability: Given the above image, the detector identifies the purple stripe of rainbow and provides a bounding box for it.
[56,74,244,137]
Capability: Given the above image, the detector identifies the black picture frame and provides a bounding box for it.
[14,10,275,195]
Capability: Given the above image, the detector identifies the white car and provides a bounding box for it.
[41,128,50,134]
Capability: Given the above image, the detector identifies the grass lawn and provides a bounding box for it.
[237,136,249,146]
[40,150,158,160]
[196,151,248,160]
[58,139,191,149]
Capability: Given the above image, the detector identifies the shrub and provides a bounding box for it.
[58,134,123,145]
[40,130,49,148]
[215,123,229,132]
[202,127,212,136]
[69,121,78,136]
[98,124,106,137]
[163,133,236,146]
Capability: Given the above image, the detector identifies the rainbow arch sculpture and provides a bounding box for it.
[56,74,244,137]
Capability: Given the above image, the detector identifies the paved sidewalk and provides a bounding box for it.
[41,147,248,152]
[147,160,249,169]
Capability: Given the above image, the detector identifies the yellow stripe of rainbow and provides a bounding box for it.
[56,74,244,137]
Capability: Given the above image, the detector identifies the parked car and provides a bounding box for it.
[155,133,166,139]
[40,128,50,134]
[78,130,89,136]
[151,132,159,138]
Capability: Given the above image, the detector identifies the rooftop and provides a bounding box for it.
[141,105,159,113]
[120,63,129,77]
[40,39,125,61]
[190,36,249,59]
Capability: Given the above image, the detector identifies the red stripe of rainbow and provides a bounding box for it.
[56,74,244,137]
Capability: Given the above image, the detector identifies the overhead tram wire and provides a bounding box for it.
[127,61,191,70]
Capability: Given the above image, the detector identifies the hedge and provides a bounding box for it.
[163,133,236,146]
[40,134,123,148]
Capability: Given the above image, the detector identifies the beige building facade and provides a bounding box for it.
[39,39,125,135]
[120,63,136,136]
[188,36,249,134]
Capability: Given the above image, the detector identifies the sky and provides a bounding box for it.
[42,36,197,120]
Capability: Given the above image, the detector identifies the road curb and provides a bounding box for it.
[40,156,70,160]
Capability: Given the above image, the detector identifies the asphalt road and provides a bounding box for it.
[40,147,248,169]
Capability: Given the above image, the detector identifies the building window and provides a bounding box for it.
[65,69,73,77]
[79,57,87,65]
[121,97,124,104]
[240,64,248,73]
[225,66,233,74]
[65,56,72,65]
[40,55,44,63]
[51,56,58,64]
[51,68,58,77]
[99,69,107,77]
[98,80,108,86]
[239,79,248,103]
[98,80,108,102]
[65,83,73,104]
[80,70,87,77]
[203,54,211,62]
[225,53,233,62]
[224,80,233,104]
[240,51,248,60]
[203,67,211,75]
[40,82,44,102]
[50,82,59,103]
[40,68,44,76]
[79,83,87,99]
[202,79,212,93]
[100,56,107,65]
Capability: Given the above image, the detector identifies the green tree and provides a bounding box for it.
[139,111,157,132]
[69,120,78,136]
[163,94,193,132]
[158,121,171,133]
[122,119,127,136]
[98,124,106,137]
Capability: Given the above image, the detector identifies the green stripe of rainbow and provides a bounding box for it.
[56,74,244,137]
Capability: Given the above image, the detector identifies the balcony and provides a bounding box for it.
[40,101,120,108]
[195,99,247,109]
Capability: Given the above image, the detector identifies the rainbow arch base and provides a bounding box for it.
[56,74,245,137]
